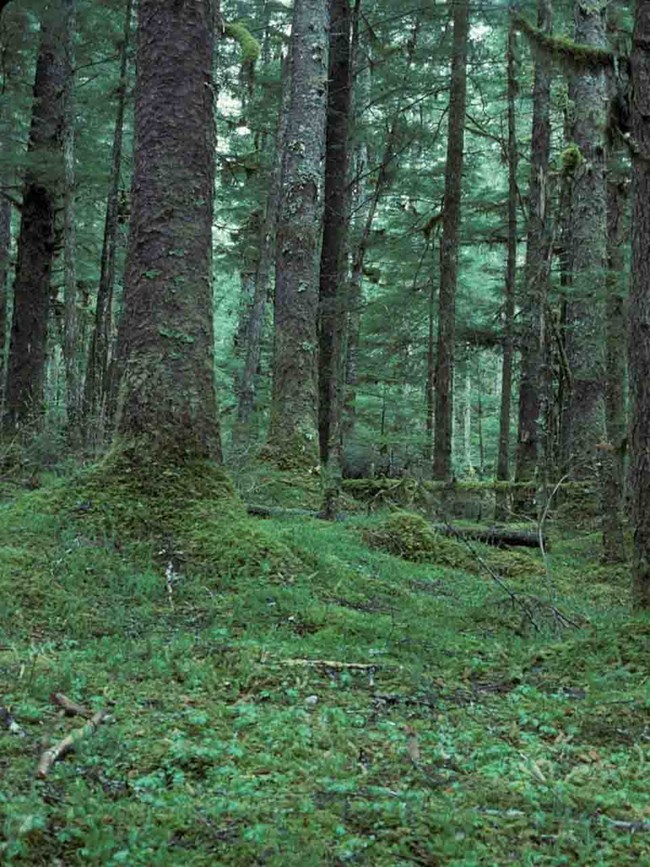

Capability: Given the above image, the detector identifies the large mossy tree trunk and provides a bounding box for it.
[514,0,552,510]
[629,0,650,609]
[561,0,608,481]
[113,0,221,461]
[319,0,353,516]
[495,23,518,521]
[83,0,132,445]
[3,4,66,433]
[433,0,469,481]
[263,0,328,470]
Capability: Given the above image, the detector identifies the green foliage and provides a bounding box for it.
[1,474,648,864]
[561,142,585,174]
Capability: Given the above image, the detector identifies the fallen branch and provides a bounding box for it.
[281,658,383,671]
[36,709,109,778]
[51,692,91,717]
[1,706,26,737]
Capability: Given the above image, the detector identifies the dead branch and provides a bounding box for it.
[50,693,91,717]
[36,709,109,778]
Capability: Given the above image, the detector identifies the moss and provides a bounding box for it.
[223,21,260,66]
[486,549,544,580]
[561,142,585,174]
[362,512,475,570]
[512,12,616,69]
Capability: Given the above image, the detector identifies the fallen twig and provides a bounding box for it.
[281,658,384,671]
[36,709,109,778]
[50,692,91,717]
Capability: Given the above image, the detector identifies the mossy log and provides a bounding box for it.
[433,524,549,552]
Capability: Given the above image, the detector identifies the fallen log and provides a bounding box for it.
[433,524,549,551]
[245,503,548,550]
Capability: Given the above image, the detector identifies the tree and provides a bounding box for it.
[495,21,518,519]
[3,3,67,432]
[83,0,133,443]
[0,198,9,411]
[113,0,221,460]
[263,0,328,469]
[433,0,470,480]
[629,0,650,608]
[319,0,354,515]
[561,0,608,480]
[514,0,553,508]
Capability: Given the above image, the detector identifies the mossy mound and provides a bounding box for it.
[486,549,545,580]
[362,511,474,570]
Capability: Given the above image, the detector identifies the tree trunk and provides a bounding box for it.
[433,0,470,481]
[319,0,353,517]
[495,22,518,520]
[561,0,608,481]
[62,0,78,434]
[600,173,628,563]
[628,0,650,609]
[3,4,66,433]
[84,0,133,443]
[234,55,290,444]
[0,197,10,411]
[113,0,221,460]
[263,0,328,470]
[514,0,552,509]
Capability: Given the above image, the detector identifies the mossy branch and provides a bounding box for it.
[512,12,616,69]
[223,21,260,67]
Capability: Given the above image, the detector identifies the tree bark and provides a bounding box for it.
[319,0,353,516]
[113,0,221,460]
[561,0,608,481]
[83,0,132,443]
[263,0,328,470]
[62,0,78,433]
[514,0,553,509]
[495,23,518,520]
[433,0,469,481]
[0,197,10,411]
[600,172,627,562]
[3,4,66,433]
[628,0,650,609]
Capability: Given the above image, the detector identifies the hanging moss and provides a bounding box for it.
[223,21,260,66]
[512,12,616,69]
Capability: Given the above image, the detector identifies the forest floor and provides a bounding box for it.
[0,463,648,865]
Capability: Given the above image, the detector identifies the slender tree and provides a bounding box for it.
[514,0,552,507]
[433,0,470,480]
[113,0,221,459]
[495,22,518,520]
[319,0,354,515]
[629,0,650,608]
[263,0,328,469]
[84,0,133,441]
[62,0,78,431]
[3,3,66,432]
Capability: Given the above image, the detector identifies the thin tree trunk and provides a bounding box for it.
[561,0,608,481]
[496,22,518,520]
[234,54,290,443]
[114,0,221,460]
[425,261,435,459]
[433,0,470,480]
[0,197,10,411]
[3,4,66,433]
[514,0,553,509]
[319,0,353,517]
[263,0,328,470]
[628,0,650,608]
[84,0,132,443]
[62,0,78,433]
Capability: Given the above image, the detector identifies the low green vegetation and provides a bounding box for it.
[1,469,648,865]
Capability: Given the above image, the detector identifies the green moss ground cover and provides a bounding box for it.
[0,468,648,864]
